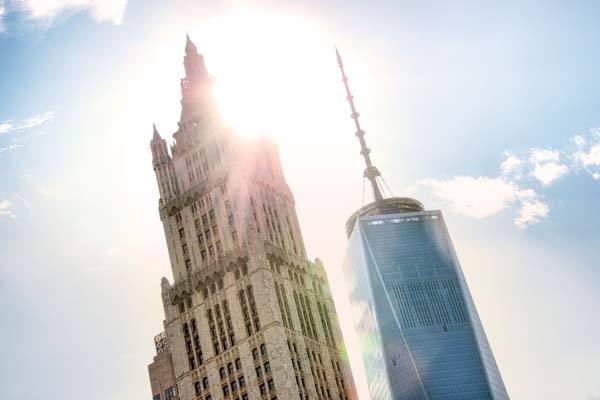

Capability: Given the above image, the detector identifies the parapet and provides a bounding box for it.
[345,197,425,238]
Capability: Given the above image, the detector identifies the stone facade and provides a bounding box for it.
[149,332,178,400]
[147,36,357,400]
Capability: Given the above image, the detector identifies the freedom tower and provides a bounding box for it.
[336,49,509,400]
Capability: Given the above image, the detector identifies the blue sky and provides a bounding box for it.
[1,1,599,399]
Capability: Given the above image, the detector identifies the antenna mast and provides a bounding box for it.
[336,47,384,203]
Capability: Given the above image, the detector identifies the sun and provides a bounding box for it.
[192,10,346,139]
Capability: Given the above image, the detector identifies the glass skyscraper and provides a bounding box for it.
[343,199,509,400]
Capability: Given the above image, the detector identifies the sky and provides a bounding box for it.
[1,0,599,399]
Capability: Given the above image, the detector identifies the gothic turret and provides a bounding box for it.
[150,124,176,200]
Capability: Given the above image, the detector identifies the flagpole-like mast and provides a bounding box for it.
[336,47,384,203]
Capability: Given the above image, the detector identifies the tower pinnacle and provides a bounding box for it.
[336,47,384,203]
[152,123,161,140]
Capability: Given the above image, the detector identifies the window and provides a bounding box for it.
[189,357,196,369]
[223,385,229,397]
[165,387,176,400]
[203,377,209,389]
[267,379,275,391]
[183,323,190,336]
[201,250,207,261]
[231,380,237,392]
[220,367,226,380]
[242,394,248,400]
[252,348,258,360]
[179,228,185,238]
[153,395,161,400]
[260,383,267,395]
[256,366,262,378]
[260,343,267,356]
[195,381,202,394]
[264,362,271,373]
[228,362,234,375]
[235,358,242,370]
[239,376,245,388]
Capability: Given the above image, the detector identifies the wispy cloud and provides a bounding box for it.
[529,148,568,186]
[0,3,6,32]
[0,200,15,218]
[412,127,600,229]
[6,0,127,26]
[573,129,600,178]
[0,111,54,135]
[0,144,23,154]
[416,176,546,229]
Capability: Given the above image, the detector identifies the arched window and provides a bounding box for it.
[203,376,209,389]
[235,358,242,370]
[228,362,234,375]
[194,381,201,394]
[260,343,267,356]
[252,348,258,360]
[220,367,226,379]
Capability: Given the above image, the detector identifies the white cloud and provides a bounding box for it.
[572,135,586,148]
[572,132,600,179]
[577,143,600,167]
[501,153,523,176]
[0,111,54,135]
[0,200,15,218]
[417,176,512,218]
[413,128,600,230]
[529,148,568,186]
[14,0,127,25]
[515,200,549,229]
[0,144,23,154]
[530,148,560,163]
[417,175,549,228]
[0,3,5,32]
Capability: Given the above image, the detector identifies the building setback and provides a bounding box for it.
[336,49,509,400]
[147,36,357,400]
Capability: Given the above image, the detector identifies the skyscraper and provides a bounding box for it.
[337,49,509,400]
[146,36,357,400]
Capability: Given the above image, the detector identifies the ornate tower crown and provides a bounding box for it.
[179,35,215,128]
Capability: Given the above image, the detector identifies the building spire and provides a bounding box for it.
[152,123,161,140]
[336,47,384,203]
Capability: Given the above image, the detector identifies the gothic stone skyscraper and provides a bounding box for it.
[147,36,357,400]
[336,49,509,399]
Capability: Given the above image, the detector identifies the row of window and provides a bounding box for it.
[153,386,176,400]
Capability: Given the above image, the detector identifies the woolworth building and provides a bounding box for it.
[147,36,357,400]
